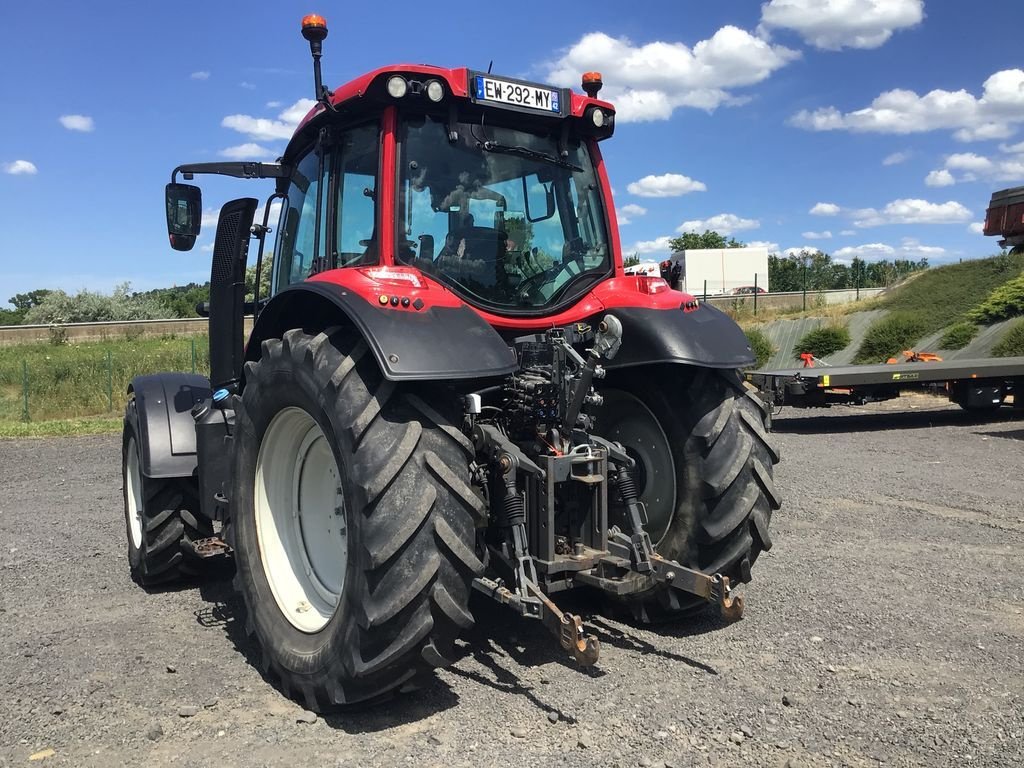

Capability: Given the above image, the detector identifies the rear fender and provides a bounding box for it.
[246,282,518,381]
[126,373,210,478]
[604,304,755,370]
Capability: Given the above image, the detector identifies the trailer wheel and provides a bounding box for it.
[122,412,212,586]
[597,367,780,621]
[231,327,482,710]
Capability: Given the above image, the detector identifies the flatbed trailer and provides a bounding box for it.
[747,356,1024,413]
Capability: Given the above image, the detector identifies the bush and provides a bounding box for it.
[967,272,1024,324]
[938,321,978,350]
[744,328,774,369]
[794,324,850,360]
[992,318,1024,357]
[854,312,928,363]
[23,283,164,324]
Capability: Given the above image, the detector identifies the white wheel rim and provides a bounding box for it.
[126,436,144,549]
[255,407,347,633]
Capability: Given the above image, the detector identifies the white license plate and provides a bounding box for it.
[473,75,560,113]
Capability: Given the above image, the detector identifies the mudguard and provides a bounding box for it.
[602,304,755,370]
[126,373,210,478]
[247,282,519,381]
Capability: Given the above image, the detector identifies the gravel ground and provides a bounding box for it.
[2,395,1023,767]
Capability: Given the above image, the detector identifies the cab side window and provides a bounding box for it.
[272,122,380,293]
[273,149,328,291]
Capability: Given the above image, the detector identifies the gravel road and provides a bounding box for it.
[2,396,1023,767]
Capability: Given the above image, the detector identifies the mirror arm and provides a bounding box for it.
[171,162,291,183]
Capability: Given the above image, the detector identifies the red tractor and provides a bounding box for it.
[124,14,779,710]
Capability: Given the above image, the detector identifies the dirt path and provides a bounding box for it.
[1,400,1022,767]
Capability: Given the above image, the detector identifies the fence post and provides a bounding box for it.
[703,280,707,303]
[802,261,808,311]
[107,350,113,412]
[22,360,29,422]
[753,274,758,316]
[191,337,196,374]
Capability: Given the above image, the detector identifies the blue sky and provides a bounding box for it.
[2,0,1022,305]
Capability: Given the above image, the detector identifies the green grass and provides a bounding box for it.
[938,321,979,350]
[853,253,1024,362]
[744,328,774,369]
[0,335,209,423]
[992,318,1024,357]
[793,324,850,360]
[876,251,1024,335]
[0,417,123,438]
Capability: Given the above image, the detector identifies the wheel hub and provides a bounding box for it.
[255,407,348,633]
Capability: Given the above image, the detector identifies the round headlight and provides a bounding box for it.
[426,80,444,102]
[387,76,408,98]
[591,108,605,128]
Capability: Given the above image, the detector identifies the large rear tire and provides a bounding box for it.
[596,366,780,621]
[231,327,483,710]
[122,408,213,586]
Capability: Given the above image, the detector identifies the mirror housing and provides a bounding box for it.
[522,175,556,223]
[165,183,202,251]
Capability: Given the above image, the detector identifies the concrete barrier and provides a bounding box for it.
[0,287,885,346]
[0,317,255,346]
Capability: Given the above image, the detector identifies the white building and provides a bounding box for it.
[672,247,769,295]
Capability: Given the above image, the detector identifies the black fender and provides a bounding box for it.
[602,304,755,370]
[126,373,210,478]
[246,282,518,381]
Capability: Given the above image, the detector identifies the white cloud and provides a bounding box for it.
[759,0,923,51]
[627,173,706,198]
[834,243,896,259]
[677,213,760,236]
[924,149,1024,186]
[191,71,210,80]
[851,198,973,227]
[783,246,821,257]
[58,114,94,132]
[810,202,840,216]
[240,81,256,90]
[968,222,985,234]
[790,69,1024,142]
[266,101,282,108]
[630,236,674,255]
[840,230,856,236]
[616,203,648,224]
[898,237,945,257]
[945,153,993,172]
[924,169,955,187]
[219,143,277,160]
[200,243,214,252]
[883,151,911,166]
[222,98,316,141]
[747,240,780,253]
[545,28,799,121]
[802,230,832,240]
[201,208,220,228]
[3,160,37,175]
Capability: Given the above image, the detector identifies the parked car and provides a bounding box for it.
[730,285,766,295]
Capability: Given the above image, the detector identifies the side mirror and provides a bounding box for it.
[165,183,202,251]
[522,175,555,223]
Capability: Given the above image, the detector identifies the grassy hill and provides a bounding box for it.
[746,252,1024,368]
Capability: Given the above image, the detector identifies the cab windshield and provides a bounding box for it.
[397,116,611,311]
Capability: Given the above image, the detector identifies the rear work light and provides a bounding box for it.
[358,266,426,289]
[634,276,669,295]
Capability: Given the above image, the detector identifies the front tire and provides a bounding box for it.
[231,327,483,710]
[597,366,781,620]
